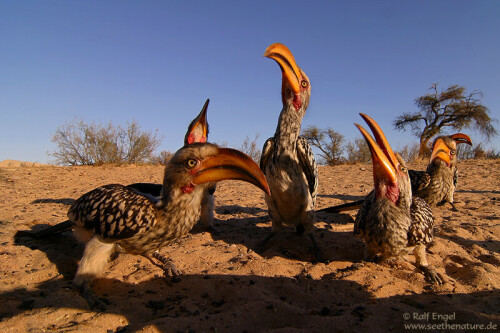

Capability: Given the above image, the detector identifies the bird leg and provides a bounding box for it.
[81,280,108,312]
[413,244,444,285]
[437,200,459,212]
[149,251,182,278]
[73,236,115,311]
[199,192,218,235]
[448,201,459,212]
[364,246,383,263]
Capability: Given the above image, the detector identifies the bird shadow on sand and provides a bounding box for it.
[437,232,500,255]
[456,190,500,195]
[317,194,366,201]
[14,230,83,280]
[215,205,267,215]
[1,265,498,331]
[190,206,361,264]
[31,198,76,205]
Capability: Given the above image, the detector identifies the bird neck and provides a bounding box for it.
[159,170,204,210]
[274,105,302,151]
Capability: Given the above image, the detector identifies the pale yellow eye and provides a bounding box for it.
[450,150,456,155]
[186,159,197,168]
[301,80,308,88]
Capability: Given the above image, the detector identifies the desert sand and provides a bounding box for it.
[0,159,499,332]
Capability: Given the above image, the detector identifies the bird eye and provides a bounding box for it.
[186,159,197,168]
[400,166,407,172]
[301,80,308,88]
[450,150,456,155]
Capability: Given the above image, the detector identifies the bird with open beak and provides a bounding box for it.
[258,43,321,262]
[354,114,443,284]
[318,133,471,214]
[128,99,218,231]
[18,143,270,310]
[412,133,472,211]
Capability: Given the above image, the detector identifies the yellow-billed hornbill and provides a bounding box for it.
[17,143,270,310]
[319,133,471,214]
[128,98,218,229]
[258,43,321,261]
[354,114,443,284]
[411,133,472,211]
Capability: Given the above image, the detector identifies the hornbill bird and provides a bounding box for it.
[318,133,471,213]
[411,133,472,211]
[128,98,218,229]
[17,143,270,310]
[354,114,443,284]
[258,43,321,261]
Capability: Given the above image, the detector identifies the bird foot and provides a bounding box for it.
[81,281,109,312]
[150,252,182,278]
[206,224,219,236]
[420,265,444,285]
[364,254,383,264]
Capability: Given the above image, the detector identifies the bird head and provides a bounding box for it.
[184,99,210,145]
[264,43,310,113]
[164,143,270,196]
[430,133,472,167]
[356,114,411,207]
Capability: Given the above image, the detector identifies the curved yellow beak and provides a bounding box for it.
[264,43,302,95]
[192,148,271,195]
[450,133,472,146]
[356,123,397,186]
[430,138,451,166]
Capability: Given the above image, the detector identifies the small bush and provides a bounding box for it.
[396,142,421,163]
[239,134,261,162]
[50,119,161,165]
[345,137,371,164]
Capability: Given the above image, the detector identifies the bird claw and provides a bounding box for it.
[421,266,444,285]
[161,260,182,278]
[150,252,182,278]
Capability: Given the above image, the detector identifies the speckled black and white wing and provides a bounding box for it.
[408,169,431,193]
[354,190,375,237]
[260,137,274,172]
[68,184,158,239]
[296,136,318,205]
[408,197,434,246]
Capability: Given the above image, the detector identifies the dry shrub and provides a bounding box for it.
[50,119,161,165]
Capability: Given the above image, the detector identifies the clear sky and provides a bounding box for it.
[1,1,499,163]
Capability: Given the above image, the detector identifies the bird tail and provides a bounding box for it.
[15,220,74,238]
[317,200,364,213]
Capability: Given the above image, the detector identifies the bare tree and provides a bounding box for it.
[50,119,161,165]
[301,126,345,165]
[345,137,371,164]
[239,134,261,162]
[394,84,497,157]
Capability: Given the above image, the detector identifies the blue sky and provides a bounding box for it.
[1,1,499,163]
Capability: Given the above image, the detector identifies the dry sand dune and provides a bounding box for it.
[0,159,499,332]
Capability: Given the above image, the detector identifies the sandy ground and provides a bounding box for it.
[0,159,499,332]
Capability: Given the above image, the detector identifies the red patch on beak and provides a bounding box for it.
[187,133,207,145]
